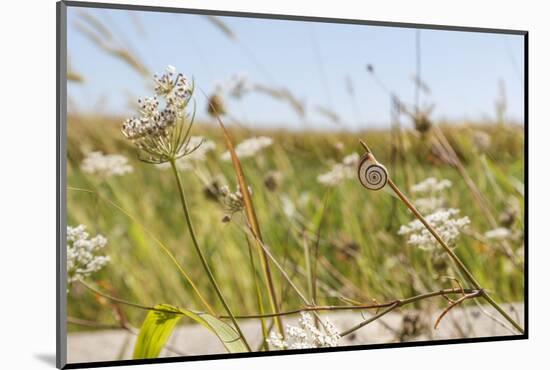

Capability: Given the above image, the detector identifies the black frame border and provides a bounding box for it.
[56,1,528,369]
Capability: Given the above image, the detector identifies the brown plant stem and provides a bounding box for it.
[78,279,483,338]
[209,106,284,337]
[219,288,477,320]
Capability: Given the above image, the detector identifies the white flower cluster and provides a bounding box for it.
[81,151,133,178]
[398,208,470,251]
[153,65,192,109]
[268,312,340,350]
[411,177,452,193]
[122,95,177,142]
[280,194,297,219]
[484,227,521,241]
[156,136,216,171]
[317,152,360,187]
[411,177,452,213]
[122,66,195,163]
[484,227,511,240]
[221,136,273,161]
[67,225,110,286]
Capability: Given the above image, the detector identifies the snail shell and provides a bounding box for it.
[357,154,388,190]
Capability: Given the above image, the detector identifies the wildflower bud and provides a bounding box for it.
[207,93,227,117]
[264,171,283,191]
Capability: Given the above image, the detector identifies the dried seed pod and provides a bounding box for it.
[357,154,388,190]
[207,93,227,117]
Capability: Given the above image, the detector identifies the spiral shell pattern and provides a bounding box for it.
[358,154,388,190]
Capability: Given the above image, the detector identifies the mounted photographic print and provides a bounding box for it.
[56,1,527,368]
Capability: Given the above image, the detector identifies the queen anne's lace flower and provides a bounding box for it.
[81,151,133,177]
[154,65,192,108]
[411,177,452,193]
[411,177,452,213]
[67,225,110,288]
[342,152,360,167]
[267,313,340,350]
[484,227,513,240]
[317,164,352,186]
[317,152,360,186]
[398,208,470,251]
[122,66,197,164]
[221,136,273,161]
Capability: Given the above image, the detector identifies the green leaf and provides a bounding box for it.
[133,304,248,359]
[133,304,183,359]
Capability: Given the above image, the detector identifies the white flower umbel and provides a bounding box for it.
[267,312,340,350]
[156,136,216,171]
[122,66,198,164]
[411,177,452,193]
[484,227,512,240]
[280,194,297,219]
[317,164,352,186]
[67,225,110,288]
[398,208,470,251]
[317,152,360,186]
[342,152,360,167]
[81,151,133,177]
[411,177,452,213]
[221,136,273,161]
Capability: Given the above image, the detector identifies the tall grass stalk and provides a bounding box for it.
[169,159,252,351]
[211,109,285,337]
[245,236,270,349]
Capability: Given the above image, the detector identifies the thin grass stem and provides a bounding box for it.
[169,160,252,351]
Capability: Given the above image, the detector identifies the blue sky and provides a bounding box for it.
[67,6,524,130]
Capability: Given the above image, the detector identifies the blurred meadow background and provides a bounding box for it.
[65,6,525,342]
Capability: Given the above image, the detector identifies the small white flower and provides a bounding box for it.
[221,136,273,161]
[484,227,512,240]
[280,194,296,219]
[414,196,445,214]
[411,177,452,193]
[411,177,452,213]
[342,152,360,167]
[398,208,470,251]
[166,65,176,75]
[67,225,110,289]
[81,151,133,177]
[317,152,359,187]
[267,312,341,350]
[153,65,192,108]
[317,164,352,186]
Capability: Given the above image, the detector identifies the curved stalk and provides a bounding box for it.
[169,160,251,351]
